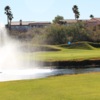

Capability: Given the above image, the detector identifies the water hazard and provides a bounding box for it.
[0,25,100,82]
[0,67,100,82]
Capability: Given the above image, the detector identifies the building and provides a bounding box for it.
[58,19,77,25]
[7,20,51,31]
[59,18,100,27]
[85,18,100,27]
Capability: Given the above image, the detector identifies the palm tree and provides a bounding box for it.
[90,14,94,19]
[72,5,80,21]
[72,5,80,38]
[8,11,13,29]
[4,6,14,29]
[4,6,11,26]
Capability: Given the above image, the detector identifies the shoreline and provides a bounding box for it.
[37,59,100,69]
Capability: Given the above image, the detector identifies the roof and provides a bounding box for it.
[59,19,88,23]
[11,21,34,25]
[60,18,100,24]
[85,18,100,23]
[60,19,77,23]
[11,21,51,26]
[91,18,100,21]
[29,22,51,25]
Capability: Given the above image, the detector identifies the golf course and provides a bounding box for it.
[1,0,100,99]
[24,42,100,62]
[3,8,100,99]
[0,42,100,100]
[0,72,100,100]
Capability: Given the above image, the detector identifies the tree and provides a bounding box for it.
[8,11,13,27]
[72,5,80,21]
[90,14,94,19]
[5,6,11,26]
[53,15,64,24]
[4,5,13,28]
[46,24,68,44]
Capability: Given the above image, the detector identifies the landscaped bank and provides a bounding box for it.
[0,72,100,100]
[38,59,100,68]
[23,42,100,68]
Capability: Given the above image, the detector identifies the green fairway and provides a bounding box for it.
[34,48,100,61]
[23,42,100,61]
[1,73,100,100]
[0,42,100,100]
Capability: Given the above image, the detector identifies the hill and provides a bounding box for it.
[59,42,96,50]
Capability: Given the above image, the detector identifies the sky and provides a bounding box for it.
[0,0,100,24]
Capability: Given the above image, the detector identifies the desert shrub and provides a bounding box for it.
[45,24,68,44]
[8,23,100,45]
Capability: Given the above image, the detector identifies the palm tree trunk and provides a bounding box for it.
[9,20,11,30]
[7,16,9,27]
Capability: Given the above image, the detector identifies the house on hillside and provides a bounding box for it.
[85,18,100,27]
[58,19,77,25]
[6,20,51,31]
[59,18,100,27]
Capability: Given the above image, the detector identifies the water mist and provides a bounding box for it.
[0,25,52,81]
[0,26,22,70]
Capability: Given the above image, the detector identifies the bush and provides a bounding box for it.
[45,24,68,44]
[8,23,100,45]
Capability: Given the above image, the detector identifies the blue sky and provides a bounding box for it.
[0,0,100,24]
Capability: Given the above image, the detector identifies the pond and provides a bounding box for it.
[0,66,100,82]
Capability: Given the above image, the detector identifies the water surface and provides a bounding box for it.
[0,67,100,82]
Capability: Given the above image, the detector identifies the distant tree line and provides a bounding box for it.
[9,21,100,44]
[7,4,100,44]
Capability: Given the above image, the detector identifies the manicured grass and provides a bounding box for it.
[33,48,100,61]
[1,73,100,100]
[60,42,96,50]
[23,42,100,61]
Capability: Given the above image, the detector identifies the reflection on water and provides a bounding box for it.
[51,68,100,75]
[0,67,100,82]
